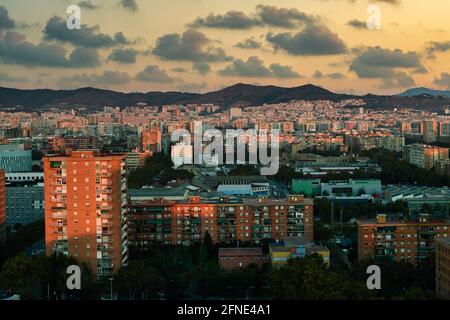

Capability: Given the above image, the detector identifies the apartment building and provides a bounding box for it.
[0,169,6,242]
[422,120,439,143]
[357,214,450,265]
[436,238,450,300]
[403,144,449,169]
[44,150,128,278]
[127,195,314,250]
[142,128,162,153]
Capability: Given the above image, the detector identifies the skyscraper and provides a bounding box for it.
[44,150,128,278]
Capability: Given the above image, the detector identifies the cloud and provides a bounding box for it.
[108,48,139,63]
[189,5,315,30]
[0,72,29,82]
[433,72,450,90]
[189,11,261,29]
[218,56,300,78]
[266,24,347,56]
[349,46,426,88]
[78,1,100,10]
[120,0,138,12]
[350,46,426,77]
[235,38,262,49]
[0,6,15,29]
[61,70,131,87]
[172,67,188,73]
[347,19,367,30]
[152,29,232,62]
[0,31,100,68]
[192,61,211,75]
[43,16,129,48]
[379,71,414,89]
[256,5,315,29]
[426,41,450,58]
[135,65,174,83]
[313,70,345,79]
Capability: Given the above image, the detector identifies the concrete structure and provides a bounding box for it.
[405,195,450,219]
[217,183,270,196]
[0,144,32,172]
[357,214,450,264]
[403,144,449,170]
[218,247,268,270]
[436,238,450,300]
[142,128,162,153]
[44,150,128,278]
[129,187,190,201]
[5,172,44,183]
[422,120,439,143]
[436,159,450,177]
[127,195,314,249]
[6,181,44,226]
[0,170,6,241]
[321,179,382,197]
[293,179,382,197]
[269,237,330,267]
[291,179,321,197]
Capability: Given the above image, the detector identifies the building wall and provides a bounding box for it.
[0,149,32,172]
[357,216,450,265]
[6,184,44,226]
[44,151,128,278]
[436,238,450,300]
[127,195,314,250]
[0,170,6,241]
[218,248,268,270]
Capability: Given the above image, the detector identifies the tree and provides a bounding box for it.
[116,261,163,300]
[271,254,373,300]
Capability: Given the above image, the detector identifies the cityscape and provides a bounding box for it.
[0,0,449,312]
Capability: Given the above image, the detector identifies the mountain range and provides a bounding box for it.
[0,83,449,112]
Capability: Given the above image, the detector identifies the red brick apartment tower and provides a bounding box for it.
[44,151,128,278]
[0,169,6,242]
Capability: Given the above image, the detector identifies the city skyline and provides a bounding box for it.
[1,0,450,95]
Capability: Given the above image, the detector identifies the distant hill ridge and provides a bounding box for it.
[0,83,449,111]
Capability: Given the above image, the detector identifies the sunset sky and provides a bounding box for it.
[1,0,450,94]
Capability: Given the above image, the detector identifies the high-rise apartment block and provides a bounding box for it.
[436,238,450,300]
[357,214,450,265]
[44,151,128,278]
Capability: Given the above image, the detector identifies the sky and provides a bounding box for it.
[1,0,450,95]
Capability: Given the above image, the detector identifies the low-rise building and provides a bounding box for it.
[218,247,269,270]
[269,237,330,267]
